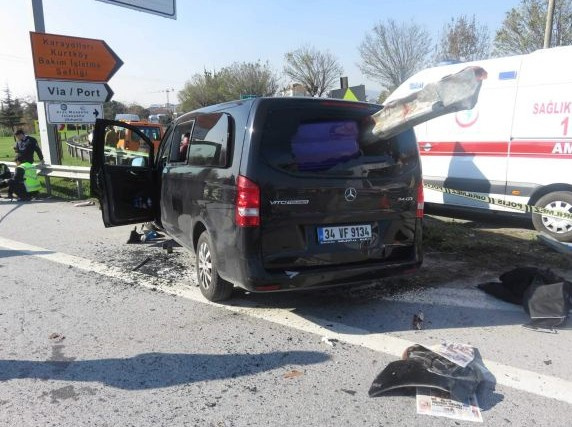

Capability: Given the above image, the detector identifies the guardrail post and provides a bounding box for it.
[76,179,83,199]
[44,176,52,196]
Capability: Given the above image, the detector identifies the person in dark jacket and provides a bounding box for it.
[13,129,45,164]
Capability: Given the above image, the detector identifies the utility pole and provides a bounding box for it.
[163,88,174,113]
[29,0,61,165]
[544,0,556,48]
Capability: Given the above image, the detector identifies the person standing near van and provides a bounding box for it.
[13,129,44,165]
[105,128,119,147]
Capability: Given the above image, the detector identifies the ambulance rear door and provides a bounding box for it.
[419,56,522,210]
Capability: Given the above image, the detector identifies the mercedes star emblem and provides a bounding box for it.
[344,187,357,202]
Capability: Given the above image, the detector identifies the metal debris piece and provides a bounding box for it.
[412,311,424,330]
[132,256,151,271]
[126,226,142,244]
[371,66,487,140]
[283,369,304,379]
[48,333,65,342]
[321,336,338,346]
[73,200,95,207]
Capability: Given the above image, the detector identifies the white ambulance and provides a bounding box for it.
[386,46,572,242]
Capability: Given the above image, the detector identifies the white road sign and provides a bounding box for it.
[96,0,176,19]
[37,81,113,103]
[47,103,103,124]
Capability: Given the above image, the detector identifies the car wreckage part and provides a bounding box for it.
[369,344,486,401]
[197,231,234,301]
[370,66,487,140]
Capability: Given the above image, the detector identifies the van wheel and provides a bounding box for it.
[532,191,572,242]
[197,231,233,301]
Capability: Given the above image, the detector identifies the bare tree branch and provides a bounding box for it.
[358,20,431,93]
[494,0,572,56]
[434,15,490,63]
[283,46,343,97]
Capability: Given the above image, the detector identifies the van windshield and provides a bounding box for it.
[260,106,418,177]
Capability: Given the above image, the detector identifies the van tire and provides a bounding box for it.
[197,231,234,301]
[532,191,572,242]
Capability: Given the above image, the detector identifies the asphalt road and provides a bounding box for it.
[1,199,571,426]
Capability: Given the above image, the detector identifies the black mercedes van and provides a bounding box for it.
[91,97,423,301]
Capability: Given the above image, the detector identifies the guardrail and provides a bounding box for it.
[65,138,148,165]
[65,135,93,163]
[4,162,90,199]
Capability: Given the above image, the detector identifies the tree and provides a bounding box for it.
[178,61,280,112]
[358,20,432,94]
[22,98,38,129]
[0,87,24,132]
[127,103,150,120]
[434,15,490,63]
[283,46,343,97]
[103,100,127,120]
[220,61,280,99]
[178,70,226,112]
[494,0,572,56]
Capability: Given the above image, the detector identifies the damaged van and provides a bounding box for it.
[90,98,424,301]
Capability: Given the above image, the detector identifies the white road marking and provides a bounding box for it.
[1,235,571,405]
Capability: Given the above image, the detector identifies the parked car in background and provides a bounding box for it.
[91,97,424,301]
[386,46,572,242]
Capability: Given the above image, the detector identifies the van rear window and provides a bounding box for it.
[260,106,418,177]
[291,121,359,171]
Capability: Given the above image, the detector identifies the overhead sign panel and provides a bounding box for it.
[30,32,123,82]
[96,0,176,19]
[37,81,113,103]
[47,103,103,124]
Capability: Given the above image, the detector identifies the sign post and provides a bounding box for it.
[30,0,60,165]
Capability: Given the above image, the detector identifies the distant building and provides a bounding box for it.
[280,83,310,97]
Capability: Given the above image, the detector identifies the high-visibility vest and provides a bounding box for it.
[20,162,41,193]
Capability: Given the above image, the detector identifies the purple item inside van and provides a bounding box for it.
[291,121,359,171]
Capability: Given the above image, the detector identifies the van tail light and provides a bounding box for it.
[416,181,425,218]
[236,175,260,227]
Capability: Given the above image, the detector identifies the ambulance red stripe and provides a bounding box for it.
[418,140,572,159]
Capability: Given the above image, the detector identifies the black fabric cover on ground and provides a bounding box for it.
[477,267,571,330]
[477,267,551,305]
[369,345,486,401]
[523,280,571,329]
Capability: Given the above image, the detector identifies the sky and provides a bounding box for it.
[0,0,523,107]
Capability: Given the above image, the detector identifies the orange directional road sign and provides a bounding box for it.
[30,32,123,82]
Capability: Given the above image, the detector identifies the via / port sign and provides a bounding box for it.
[37,81,114,103]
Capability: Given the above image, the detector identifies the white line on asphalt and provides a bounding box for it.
[1,235,571,405]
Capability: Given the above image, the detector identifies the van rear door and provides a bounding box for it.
[91,119,157,227]
[253,100,422,270]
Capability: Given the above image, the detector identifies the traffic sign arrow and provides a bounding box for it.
[30,32,123,82]
[36,81,114,102]
[46,103,103,124]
